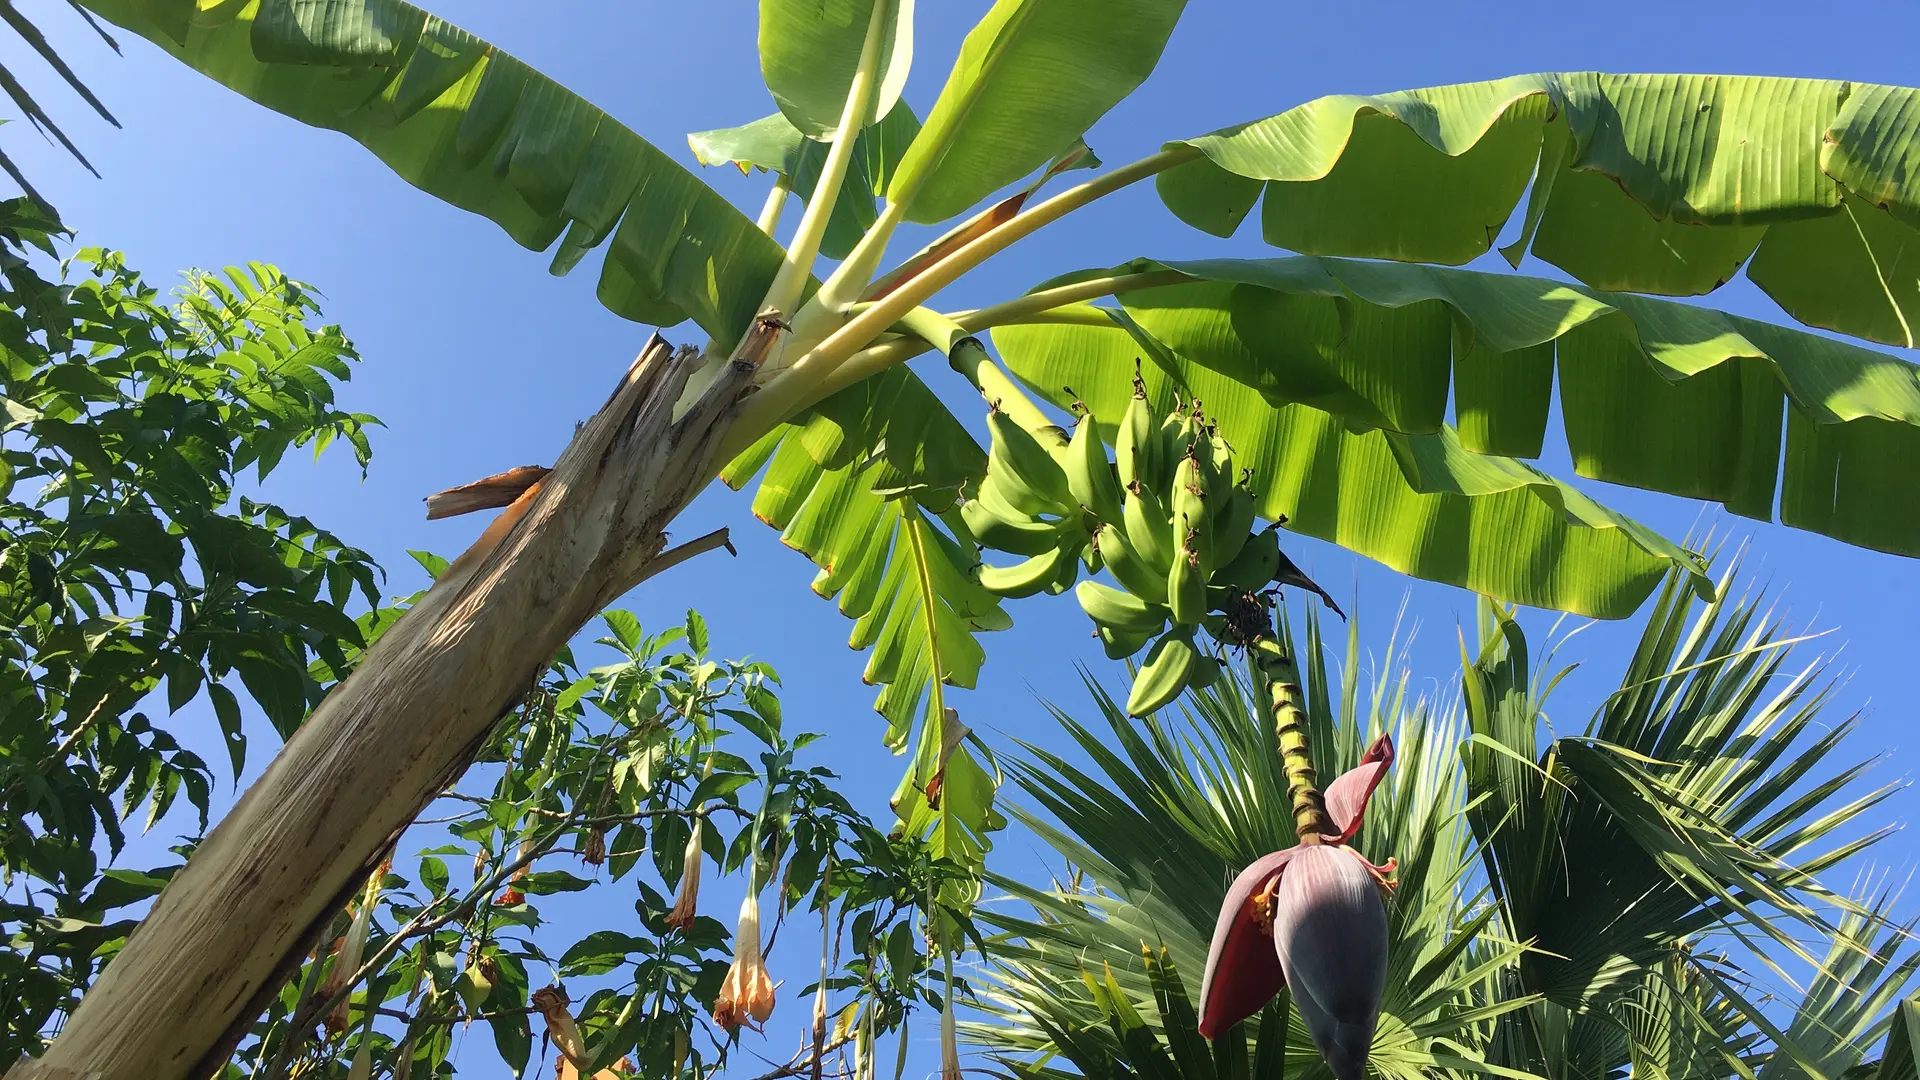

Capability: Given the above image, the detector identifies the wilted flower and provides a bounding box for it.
[532,985,587,1067]
[1198,735,1397,1080]
[664,825,704,930]
[712,891,775,1030]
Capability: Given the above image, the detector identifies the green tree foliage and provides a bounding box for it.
[0,213,969,1079]
[0,201,380,1057]
[229,598,971,1080]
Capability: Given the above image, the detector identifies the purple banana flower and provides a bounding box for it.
[1197,735,1396,1080]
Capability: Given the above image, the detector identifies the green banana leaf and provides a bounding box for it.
[1042,257,1920,558]
[990,317,1709,620]
[888,0,1186,223]
[718,366,1005,867]
[758,0,913,140]
[1156,73,1920,348]
[80,0,784,352]
[688,102,921,260]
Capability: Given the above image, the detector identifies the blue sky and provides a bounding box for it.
[11,1,1920,1076]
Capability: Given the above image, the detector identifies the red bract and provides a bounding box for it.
[1196,734,1395,1080]
[1323,734,1394,844]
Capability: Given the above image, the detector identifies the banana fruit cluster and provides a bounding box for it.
[963,384,1290,718]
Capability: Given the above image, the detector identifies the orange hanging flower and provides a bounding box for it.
[496,839,534,906]
[711,891,775,1031]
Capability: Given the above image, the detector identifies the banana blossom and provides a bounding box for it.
[1197,735,1396,1080]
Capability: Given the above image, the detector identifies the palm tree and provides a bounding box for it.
[972,568,1918,1079]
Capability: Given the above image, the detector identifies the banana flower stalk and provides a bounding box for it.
[1197,734,1397,1080]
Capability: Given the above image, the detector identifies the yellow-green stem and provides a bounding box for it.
[803,198,909,332]
[720,266,1189,463]
[756,174,792,237]
[944,269,1189,329]
[1251,636,1330,841]
[740,146,1200,433]
[757,0,891,319]
[891,307,1062,448]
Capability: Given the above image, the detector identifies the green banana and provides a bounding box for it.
[987,407,1074,515]
[1065,413,1126,525]
[1075,580,1170,635]
[1122,481,1175,574]
[1044,537,1085,595]
[1095,523,1168,605]
[1126,628,1198,717]
[977,545,1071,598]
[1162,406,1195,467]
[1171,450,1213,574]
[1187,653,1223,691]
[1115,386,1159,491]
[1213,527,1281,592]
[977,469,1054,525]
[961,497,1064,556]
[1097,622,1154,660]
[1203,427,1235,495]
[1211,482,1256,567]
[1167,539,1207,626]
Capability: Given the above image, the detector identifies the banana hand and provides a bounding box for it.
[987,407,1074,515]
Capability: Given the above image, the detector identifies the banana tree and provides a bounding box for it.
[23,2,1920,1078]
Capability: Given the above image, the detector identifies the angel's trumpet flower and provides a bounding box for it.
[712,891,775,1030]
[664,824,703,930]
[1197,735,1396,1080]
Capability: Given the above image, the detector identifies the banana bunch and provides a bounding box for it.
[966,385,1308,719]
[962,406,1095,600]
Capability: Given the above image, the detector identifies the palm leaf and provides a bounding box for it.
[1461,566,1898,1021]
[79,0,785,351]
[1745,884,1920,1080]
[1156,73,1920,349]
[0,0,121,207]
